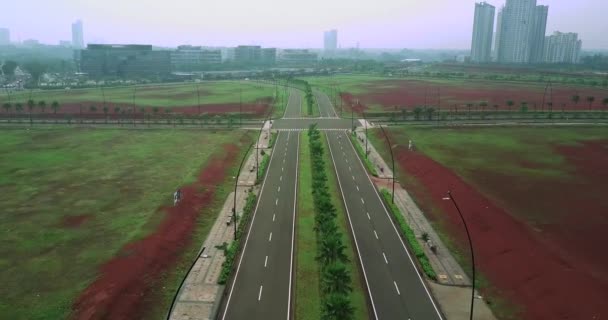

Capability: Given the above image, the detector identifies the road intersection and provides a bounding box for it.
[220,88,443,319]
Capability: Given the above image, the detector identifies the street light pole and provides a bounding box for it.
[233,142,254,240]
[445,191,476,320]
[378,125,395,203]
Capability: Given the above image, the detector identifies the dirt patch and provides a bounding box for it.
[60,214,92,228]
[389,134,608,319]
[70,142,242,320]
[342,79,608,113]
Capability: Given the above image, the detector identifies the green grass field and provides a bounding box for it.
[0,128,249,319]
[1,81,274,108]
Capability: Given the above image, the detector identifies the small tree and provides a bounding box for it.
[466,103,473,119]
[2,102,11,114]
[89,105,97,123]
[425,107,435,120]
[506,100,514,113]
[15,103,23,121]
[413,107,423,120]
[38,100,46,113]
[27,99,35,124]
[51,101,60,114]
[603,97,608,111]
[587,96,595,110]
[103,106,109,123]
[571,94,580,108]
[520,101,528,113]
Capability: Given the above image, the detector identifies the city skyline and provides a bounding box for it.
[1,0,607,49]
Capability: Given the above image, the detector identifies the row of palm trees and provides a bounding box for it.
[2,100,61,115]
[308,125,355,320]
[304,81,314,116]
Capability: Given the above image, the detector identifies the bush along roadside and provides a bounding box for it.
[349,133,378,177]
[256,153,270,184]
[218,191,257,285]
[379,189,437,280]
[268,131,278,148]
[308,124,356,319]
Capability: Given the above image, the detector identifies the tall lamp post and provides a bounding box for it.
[378,125,395,203]
[233,142,254,240]
[444,191,476,320]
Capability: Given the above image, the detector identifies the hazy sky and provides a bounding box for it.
[3,0,608,49]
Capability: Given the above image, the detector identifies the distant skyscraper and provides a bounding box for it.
[496,0,549,64]
[544,31,582,64]
[529,5,548,63]
[493,9,503,60]
[72,20,84,49]
[324,29,338,54]
[470,2,495,63]
[0,28,9,45]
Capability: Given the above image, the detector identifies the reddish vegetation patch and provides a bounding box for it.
[390,135,608,319]
[60,214,92,228]
[340,92,368,113]
[342,79,608,113]
[70,141,243,320]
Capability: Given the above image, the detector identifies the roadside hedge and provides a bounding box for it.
[218,191,257,284]
[257,153,270,184]
[380,189,437,280]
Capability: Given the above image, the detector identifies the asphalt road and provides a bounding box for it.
[282,89,302,118]
[314,89,339,118]
[273,118,354,130]
[326,131,443,320]
[220,130,299,320]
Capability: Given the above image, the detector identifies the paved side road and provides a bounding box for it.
[219,131,300,320]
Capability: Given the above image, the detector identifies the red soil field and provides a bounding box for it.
[390,136,608,319]
[342,80,608,113]
[71,142,242,320]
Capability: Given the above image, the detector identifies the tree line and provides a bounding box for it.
[308,125,355,320]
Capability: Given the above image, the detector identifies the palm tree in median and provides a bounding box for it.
[51,101,60,114]
[322,263,352,295]
[317,233,349,265]
[322,293,355,320]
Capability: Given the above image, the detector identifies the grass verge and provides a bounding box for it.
[295,132,322,320]
[256,153,270,184]
[217,191,257,285]
[379,189,437,280]
[349,133,378,176]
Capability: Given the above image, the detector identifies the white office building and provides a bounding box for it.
[324,29,338,54]
[544,32,582,64]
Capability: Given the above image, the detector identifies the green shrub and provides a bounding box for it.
[257,153,270,184]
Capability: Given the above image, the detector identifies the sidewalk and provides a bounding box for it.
[168,129,272,320]
[354,126,497,320]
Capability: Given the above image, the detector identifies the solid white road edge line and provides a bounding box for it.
[325,132,379,320]
[221,131,283,320]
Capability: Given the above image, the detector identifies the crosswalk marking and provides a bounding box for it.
[274,128,348,132]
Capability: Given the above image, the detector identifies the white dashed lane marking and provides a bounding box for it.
[269,232,273,242]
[394,281,401,295]
[374,230,378,239]
[383,252,389,264]
[264,256,268,267]
[258,285,263,301]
